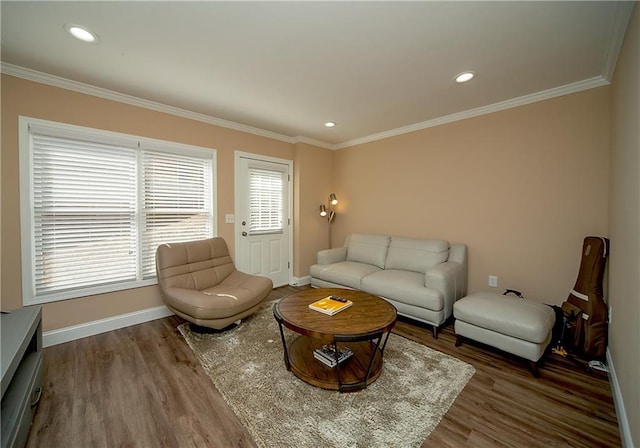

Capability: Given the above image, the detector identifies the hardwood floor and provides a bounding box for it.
[27,286,621,447]
[396,318,620,448]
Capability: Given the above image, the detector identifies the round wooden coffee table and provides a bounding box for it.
[273,288,397,392]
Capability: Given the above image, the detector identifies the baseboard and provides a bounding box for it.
[607,347,633,448]
[289,276,311,287]
[43,305,174,348]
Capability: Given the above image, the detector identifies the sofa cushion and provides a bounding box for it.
[385,237,450,273]
[362,269,444,311]
[310,261,381,289]
[346,234,391,269]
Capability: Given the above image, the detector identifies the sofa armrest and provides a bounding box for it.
[448,243,468,297]
[317,247,347,265]
[425,260,466,320]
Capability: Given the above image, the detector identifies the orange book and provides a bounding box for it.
[308,295,353,316]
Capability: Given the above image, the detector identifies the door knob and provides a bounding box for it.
[242,231,248,236]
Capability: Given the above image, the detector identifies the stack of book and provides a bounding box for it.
[313,344,353,368]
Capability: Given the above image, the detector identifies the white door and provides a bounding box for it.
[235,153,291,287]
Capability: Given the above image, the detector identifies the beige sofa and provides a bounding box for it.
[310,234,467,337]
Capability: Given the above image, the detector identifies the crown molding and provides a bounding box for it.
[334,76,610,150]
[292,135,337,150]
[0,62,303,145]
[2,63,610,152]
[601,1,636,81]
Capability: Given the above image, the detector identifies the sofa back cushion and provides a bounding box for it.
[346,234,391,269]
[385,237,450,273]
[156,237,236,291]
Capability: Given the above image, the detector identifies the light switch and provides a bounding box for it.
[225,214,235,224]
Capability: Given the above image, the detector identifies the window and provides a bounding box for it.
[19,117,216,305]
[141,150,214,278]
[248,168,284,235]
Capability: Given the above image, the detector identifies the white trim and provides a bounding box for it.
[292,135,335,150]
[19,116,216,305]
[43,305,174,348]
[335,76,610,149]
[19,117,35,303]
[290,276,311,287]
[1,63,298,146]
[234,151,294,287]
[602,2,636,81]
[2,63,612,151]
[606,348,633,448]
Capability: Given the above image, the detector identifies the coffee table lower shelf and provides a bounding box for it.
[287,335,384,392]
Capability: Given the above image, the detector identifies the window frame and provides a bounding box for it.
[19,116,217,305]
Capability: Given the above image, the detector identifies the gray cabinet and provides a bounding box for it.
[1,306,43,448]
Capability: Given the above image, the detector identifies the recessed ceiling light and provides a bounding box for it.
[455,72,475,83]
[64,24,99,43]
[324,121,336,128]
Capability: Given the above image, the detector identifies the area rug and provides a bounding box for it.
[179,301,475,448]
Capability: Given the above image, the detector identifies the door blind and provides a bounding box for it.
[248,168,283,235]
[31,134,138,295]
[141,150,213,278]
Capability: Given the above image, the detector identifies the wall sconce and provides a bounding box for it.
[320,193,338,247]
[319,193,338,223]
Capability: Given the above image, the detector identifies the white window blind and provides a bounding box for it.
[141,150,213,278]
[31,134,138,295]
[20,117,216,305]
[248,168,283,235]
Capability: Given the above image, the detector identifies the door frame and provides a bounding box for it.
[234,151,293,286]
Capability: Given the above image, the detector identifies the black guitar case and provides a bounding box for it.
[561,236,609,358]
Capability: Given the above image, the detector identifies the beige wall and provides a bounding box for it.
[0,73,618,327]
[292,143,334,279]
[0,75,330,331]
[332,87,610,305]
[609,4,639,446]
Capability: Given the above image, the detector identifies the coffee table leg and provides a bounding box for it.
[335,332,388,391]
[273,308,291,371]
[362,335,384,385]
[379,330,392,354]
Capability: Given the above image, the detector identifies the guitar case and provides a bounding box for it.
[561,236,609,358]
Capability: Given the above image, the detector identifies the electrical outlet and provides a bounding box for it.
[488,275,498,288]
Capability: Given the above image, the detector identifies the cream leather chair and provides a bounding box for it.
[156,237,273,330]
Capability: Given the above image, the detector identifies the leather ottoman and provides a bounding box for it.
[453,292,556,377]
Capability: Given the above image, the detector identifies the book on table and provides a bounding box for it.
[308,295,353,315]
[313,344,353,368]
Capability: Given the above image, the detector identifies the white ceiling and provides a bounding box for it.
[0,1,634,148]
